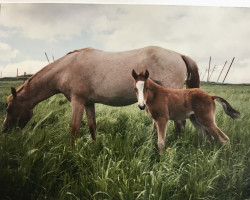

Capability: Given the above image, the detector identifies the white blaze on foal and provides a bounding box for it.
[136,81,146,108]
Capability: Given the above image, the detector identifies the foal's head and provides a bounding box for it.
[132,69,150,110]
[2,87,33,132]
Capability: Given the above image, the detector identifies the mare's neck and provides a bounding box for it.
[18,66,59,109]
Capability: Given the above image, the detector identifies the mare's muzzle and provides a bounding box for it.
[138,104,146,110]
[2,125,8,133]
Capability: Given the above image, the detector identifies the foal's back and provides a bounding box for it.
[154,84,215,120]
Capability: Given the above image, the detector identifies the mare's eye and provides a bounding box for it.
[134,88,137,91]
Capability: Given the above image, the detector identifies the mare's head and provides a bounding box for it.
[2,87,33,133]
[131,69,150,110]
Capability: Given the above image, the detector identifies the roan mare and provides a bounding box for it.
[2,46,200,145]
[132,69,240,154]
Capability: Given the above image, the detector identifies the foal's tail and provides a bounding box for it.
[213,96,241,119]
[181,55,200,89]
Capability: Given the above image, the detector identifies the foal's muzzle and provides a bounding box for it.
[138,104,146,110]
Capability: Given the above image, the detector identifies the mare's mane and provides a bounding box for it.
[7,80,29,102]
[67,48,91,55]
[7,62,51,102]
[7,48,90,102]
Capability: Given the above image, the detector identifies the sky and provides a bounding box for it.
[0,2,250,83]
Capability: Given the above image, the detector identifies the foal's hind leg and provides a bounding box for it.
[85,104,96,141]
[174,120,186,135]
[204,124,229,144]
[189,115,214,140]
[196,113,229,144]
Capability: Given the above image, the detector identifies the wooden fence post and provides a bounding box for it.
[45,52,50,63]
[207,56,211,82]
[217,61,227,82]
[209,65,216,81]
[202,69,207,81]
[222,57,235,83]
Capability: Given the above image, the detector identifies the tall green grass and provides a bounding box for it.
[0,81,250,200]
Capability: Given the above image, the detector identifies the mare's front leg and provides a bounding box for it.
[71,96,86,146]
[85,104,96,141]
[156,117,168,154]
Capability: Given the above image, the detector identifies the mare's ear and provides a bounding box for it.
[11,87,17,98]
[132,69,138,79]
[145,69,149,79]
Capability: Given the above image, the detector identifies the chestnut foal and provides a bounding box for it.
[132,69,240,154]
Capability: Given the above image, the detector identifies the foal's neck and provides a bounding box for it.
[147,78,164,102]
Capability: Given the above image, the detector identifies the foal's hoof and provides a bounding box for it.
[221,139,230,146]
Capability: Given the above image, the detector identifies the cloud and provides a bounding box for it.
[85,6,250,60]
[85,5,250,83]
[0,4,249,83]
[0,4,96,42]
[0,42,19,62]
[0,60,47,77]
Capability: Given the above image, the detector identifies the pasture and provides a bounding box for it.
[0,80,250,200]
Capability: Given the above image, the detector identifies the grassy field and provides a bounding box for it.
[0,81,250,200]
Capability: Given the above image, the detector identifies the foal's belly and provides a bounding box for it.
[169,111,194,120]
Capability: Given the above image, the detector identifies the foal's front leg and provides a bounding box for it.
[146,107,157,132]
[156,117,168,154]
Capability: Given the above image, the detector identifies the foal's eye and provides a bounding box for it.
[134,88,137,91]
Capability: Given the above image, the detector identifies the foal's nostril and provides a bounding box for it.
[138,104,146,110]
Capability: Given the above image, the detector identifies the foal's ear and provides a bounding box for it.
[11,87,17,98]
[132,69,138,79]
[144,69,149,79]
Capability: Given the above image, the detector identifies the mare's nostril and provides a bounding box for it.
[2,126,8,133]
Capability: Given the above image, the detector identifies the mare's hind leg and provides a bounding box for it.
[174,120,186,134]
[71,96,86,146]
[85,104,96,141]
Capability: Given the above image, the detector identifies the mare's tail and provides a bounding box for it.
[213,96,241,119]
[181,55,200,88]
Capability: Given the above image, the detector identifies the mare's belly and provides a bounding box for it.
[88,89,137,106]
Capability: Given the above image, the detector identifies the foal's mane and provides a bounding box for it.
[136,71,162,86]
[151,78,162,86]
